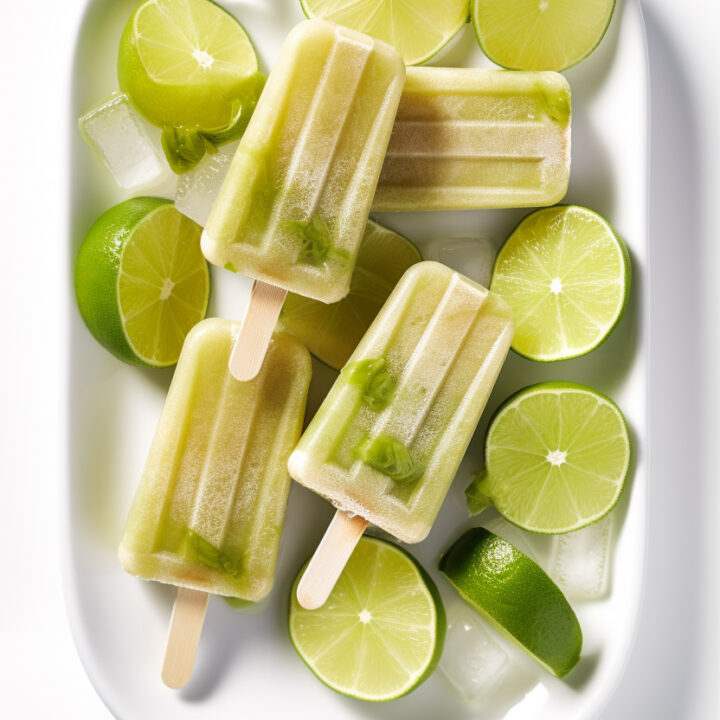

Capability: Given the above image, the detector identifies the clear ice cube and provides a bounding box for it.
[79,94,168,190]
[175,141,239,227]
[481,514,549,563]
[424,237,495,287]
[440,605,510,704]
[549,513,614,600]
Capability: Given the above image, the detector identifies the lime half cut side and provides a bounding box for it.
[118,0,260,131]
[280,220,421,369]
[289,537,445,702]
[440,528,582,677]
[75,198,210,367]
[490,205,630,362]
[472,0,616,71]
[468,382,630,533]
[300,0,469,65]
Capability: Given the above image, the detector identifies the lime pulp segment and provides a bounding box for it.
[280,220,421,369]
[440,527,582,677]
[469,382,630,533]
[300,0,470,65]
[289,537,445,702]
[491,205,630,362]
[472,0,616,71]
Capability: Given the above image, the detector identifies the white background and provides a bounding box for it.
[1,0,718,717]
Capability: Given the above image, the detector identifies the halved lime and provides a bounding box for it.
[118,0,260,131]
[490,206,630,362]
[289,536,445,702]
[75,197,210,367]
[440,527,582,677]
[300,0,469,65]
[466,382,630,533]
[472,0,616,71]
[280,221,421,369]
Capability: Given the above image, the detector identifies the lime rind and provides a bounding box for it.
[299,0,470,66]
[490,205,631,363]
[470,382,631,534]
[288,536,445,702]
[440,528,582,677]
[472,0,616,72]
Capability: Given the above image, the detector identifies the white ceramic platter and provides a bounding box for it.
[65,0,648,717]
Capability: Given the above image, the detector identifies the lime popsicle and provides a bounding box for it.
[373,67,571,211]
[289,261,514,607]
[202,19,405,380]
[119,318,311,686]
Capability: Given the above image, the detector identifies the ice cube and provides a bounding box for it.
[549,513,614,600]
[481,514,550,564]
[175,142,239,227]
[424,237,495,287]
[79,94,169,190]
[440,604,510,704]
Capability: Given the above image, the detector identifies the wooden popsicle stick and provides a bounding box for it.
[161,587,210,689]
[229,280,287,382]
[296,509,369,610]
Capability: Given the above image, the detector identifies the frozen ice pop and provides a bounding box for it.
[203,19,405,303]
[289,261,513,607]
[373,67,571,211]
[119,317,311,685]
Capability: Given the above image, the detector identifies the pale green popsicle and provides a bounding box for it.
[119,318,311,600]
[288,261,514,543]
[202,19,405,303]
[373,67,571,211]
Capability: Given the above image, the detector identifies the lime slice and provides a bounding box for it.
[467,382,630,533]
[490,206,630,362]
[289,536,445,702]
[472,0,616,71]
[300,0,469,65]
[118,0,261,131]
[280,221,421,369]
[75,197,210,367]
[440,527,582,677]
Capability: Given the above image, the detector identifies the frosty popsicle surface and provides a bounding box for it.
[373,67,571,211]
[288,261,514,544]
[119,317,311,601]
[202,19,405,304]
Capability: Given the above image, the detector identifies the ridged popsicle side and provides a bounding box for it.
[119,318,311,600]
[373,67,571,211]
[288,261,514,543]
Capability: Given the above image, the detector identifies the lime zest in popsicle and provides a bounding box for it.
[185,530,243,577]
[286,217,349,267]
[342,358,397,411]
[355,435,423,484]
[536,85,571,123]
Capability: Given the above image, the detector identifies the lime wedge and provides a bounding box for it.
[472,0,616,71]
[118,0,260,131]
[289,536,445,702]
[300,0,469,65]
[280,221,421,370]
[75,198,210,367]
[490,206,630,362]
[440,528,582,677]
[467,382,630,534]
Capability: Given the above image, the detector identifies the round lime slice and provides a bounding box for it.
[472,0,616,71]
[490,206,630,362]
[440,527,582,677]
[118,0,260,131]
[75,198,210,367]
[300,0,469,65]
[466,382,630,533]
[289,536,445,702]
[280,220,421,370]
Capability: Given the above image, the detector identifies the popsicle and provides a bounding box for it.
[119,317,311,687]
[372,67,571,211]
[288,261,514,608]
[202,19,405,381]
